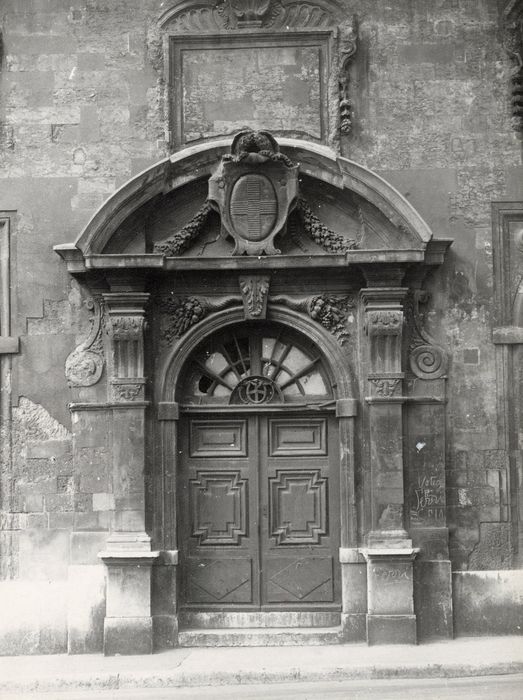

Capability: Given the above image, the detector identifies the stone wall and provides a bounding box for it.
[0,0,522,652]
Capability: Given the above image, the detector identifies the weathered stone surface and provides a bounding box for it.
[67,564,105,654]
[453,570,523,637]
[0,0,521,655]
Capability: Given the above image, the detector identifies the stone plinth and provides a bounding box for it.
[99,547,159,656]
[363,547,419,645]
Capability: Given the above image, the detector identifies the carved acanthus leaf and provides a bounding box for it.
[295,198,357,254]
[65,297,104,387]
[154,201,214,256]
[239,275,270,319]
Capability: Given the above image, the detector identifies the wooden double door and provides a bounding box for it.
[179,411,340,610]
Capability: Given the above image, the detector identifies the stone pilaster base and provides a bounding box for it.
[104,617,154,655]
[363,545,419,645]
[99,539,159,656]
[366,614,417,645]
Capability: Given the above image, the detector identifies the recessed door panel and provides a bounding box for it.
[179,414,340,611]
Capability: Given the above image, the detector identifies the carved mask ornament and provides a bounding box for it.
[208,130,299,255]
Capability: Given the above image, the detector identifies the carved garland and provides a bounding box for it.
[338,19,358,136]
[65,297,105,387]
[153,201,214,256]
[295,198,357,254]
[505,6,523,131]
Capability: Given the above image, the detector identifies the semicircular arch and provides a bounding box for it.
[158,305,354,404]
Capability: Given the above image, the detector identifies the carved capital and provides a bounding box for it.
[365,310,403,337]
[102,293,149,386]
[369,376,402,398]
[361,289,407,375]
[110,379,146,403]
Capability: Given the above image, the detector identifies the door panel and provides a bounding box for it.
[180,416,258,608]
[260,415,339,608]
[268,418,327,456]
[179,413,340,610]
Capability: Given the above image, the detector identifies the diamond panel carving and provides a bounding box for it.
[267,557,333,601]
[190,471,248,545]
[269,469,328,545]
[187,558,252,602]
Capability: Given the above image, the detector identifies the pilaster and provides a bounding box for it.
[99,291,159,655]
[361,287,419,644]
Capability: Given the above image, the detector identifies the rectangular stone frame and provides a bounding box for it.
[492,201,523,567]
[0,214,20,567]
[168,32,331,147]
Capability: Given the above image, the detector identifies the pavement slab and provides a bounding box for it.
[0,636,521,693]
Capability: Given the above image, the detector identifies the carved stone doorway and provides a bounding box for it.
[176,324,341,617]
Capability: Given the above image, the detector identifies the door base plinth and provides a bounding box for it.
[178,625,344,647]
[366,614,417,645]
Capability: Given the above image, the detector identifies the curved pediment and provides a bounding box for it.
[55,135,445,273]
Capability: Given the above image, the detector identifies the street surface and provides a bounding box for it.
[2,673,522,699]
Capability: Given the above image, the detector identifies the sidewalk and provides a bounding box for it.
[0,636,521,694]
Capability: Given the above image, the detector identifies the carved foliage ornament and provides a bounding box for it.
[158,295,240,347]
[65,297,104,387]
[154,202,213,256]
[153,131,358,258]
[296,198,357,254]
[163,0,341,32]
[239,274,270,319]
[271,293,355,344]
[370,378,401,398]
[338,18,358,135]
[504,5,523,131]
[365,310,403,337]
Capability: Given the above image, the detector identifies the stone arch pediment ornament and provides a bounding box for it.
[55,133,450,387]
[55,137,433,259]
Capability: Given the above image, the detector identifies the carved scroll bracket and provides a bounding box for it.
[65,296,105,387]
[406,290,448,380]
